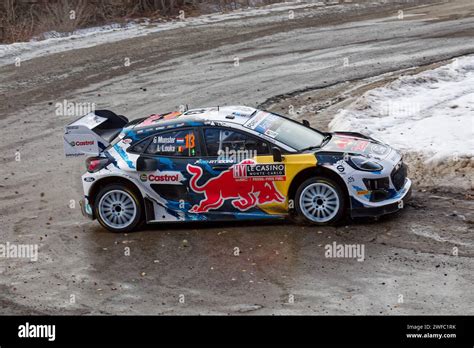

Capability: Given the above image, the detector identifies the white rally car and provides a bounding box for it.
[64,106,411,232]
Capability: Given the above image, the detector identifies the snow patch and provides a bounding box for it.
[0,1,327,67]
[329,56,474,190]
[410,224,473,247]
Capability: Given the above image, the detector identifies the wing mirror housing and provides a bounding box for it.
[272,147,283,162]
[136,156,159,171]
[302,119,310,127]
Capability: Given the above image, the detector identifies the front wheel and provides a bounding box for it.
[94,184,143,233]
[295,177,345,225]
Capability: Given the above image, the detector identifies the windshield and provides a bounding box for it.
[244,111,325,151]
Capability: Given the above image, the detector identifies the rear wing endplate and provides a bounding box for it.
[64,110,128,157]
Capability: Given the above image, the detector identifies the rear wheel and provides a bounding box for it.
[94,184,143,233]
[295,177,345,225]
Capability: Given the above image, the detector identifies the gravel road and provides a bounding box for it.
[0,0,473,314]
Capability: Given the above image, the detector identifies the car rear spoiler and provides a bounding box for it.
[64,110,128,157]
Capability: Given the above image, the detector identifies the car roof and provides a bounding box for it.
[121,106,301,153]
[132,105,258,130]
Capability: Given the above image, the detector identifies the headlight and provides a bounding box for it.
[347,156,383,172]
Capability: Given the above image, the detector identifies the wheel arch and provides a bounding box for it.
[88,176,144,208]
[287,166,349,210]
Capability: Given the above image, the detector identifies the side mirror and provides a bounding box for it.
[272,147,283,162]
[136,156,159,171]
[302,119,310,127]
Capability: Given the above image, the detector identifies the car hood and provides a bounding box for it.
[321,132,393,160]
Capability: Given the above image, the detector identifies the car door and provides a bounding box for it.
[135,127,201,219]
[186,126,284,218]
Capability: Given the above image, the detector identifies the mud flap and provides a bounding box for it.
[143,197,156,222]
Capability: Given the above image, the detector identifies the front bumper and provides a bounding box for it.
[80,198,95,220]
[350,179,412,218]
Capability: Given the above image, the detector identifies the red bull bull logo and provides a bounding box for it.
[186,160,285,213]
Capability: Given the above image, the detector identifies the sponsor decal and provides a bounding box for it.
[370,143,388,156]
[186,160,285,213]
[352,185,371,198]
[70,140,95,147]
[356,190,370,195]
[194,159,234,165]
[331,137,388,157]
[83,177,95,182]
[148,174,180,182]
[264,129,278,138]
[351,140,369,152]
[233,163,286,181]
[336,164,345,173]
[69,112,105,127]
[244,110,269,129]
[162,111,182,120]
[231,111,251,117]
[333,138,352,149]
[140,172,182,183]
[334,138,368,152]
[254,113,282,135]
[122,138,132,144]
[140,114,162,126]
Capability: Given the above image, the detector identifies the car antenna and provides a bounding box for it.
[217,105,219,111]
[185,104,188,111]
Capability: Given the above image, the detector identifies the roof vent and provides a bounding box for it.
[225,114,235,119]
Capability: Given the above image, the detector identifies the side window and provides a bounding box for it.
[204,128,270,157]
[128,137,152,154]
[145,129,197,157]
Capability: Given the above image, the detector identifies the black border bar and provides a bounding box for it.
[0,315,472,346]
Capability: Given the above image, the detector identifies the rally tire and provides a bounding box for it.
[294,177,345,225]
[94,184,144,233]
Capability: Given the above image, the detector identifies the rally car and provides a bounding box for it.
[64,106,411,232]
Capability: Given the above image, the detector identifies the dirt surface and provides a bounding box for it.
[0,0,473,315]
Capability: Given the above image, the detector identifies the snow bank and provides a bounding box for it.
[329,56,474,190]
